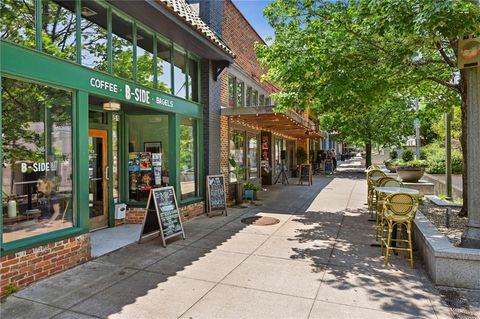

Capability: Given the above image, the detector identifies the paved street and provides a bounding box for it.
[1,165,474,319]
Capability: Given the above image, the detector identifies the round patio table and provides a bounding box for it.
[373,186,419,195]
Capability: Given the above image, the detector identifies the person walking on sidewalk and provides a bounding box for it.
[331,149,337,171]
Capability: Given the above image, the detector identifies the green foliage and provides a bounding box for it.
[5,283,17,295]
[243,182,259,191]
[396,159,427,168]
[229,156,241,179]
[402,149,414,162]
[423,144,463,174]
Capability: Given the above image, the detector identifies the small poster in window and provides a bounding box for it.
[129,171,140,190]
[139,171,154,190]
[152,153,162,166]
[128,153,140,171]
[140,152,152,171]
[153,166,162,185]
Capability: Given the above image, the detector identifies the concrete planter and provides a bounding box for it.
[396,166,425,182]
[413,211,480,289]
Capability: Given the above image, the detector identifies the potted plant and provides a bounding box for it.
[229,157,244,205]
[243,182,259,201]
[396,158,427,182]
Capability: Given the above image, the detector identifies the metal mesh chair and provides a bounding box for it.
[381,193,418,267]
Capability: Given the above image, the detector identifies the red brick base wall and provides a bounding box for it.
[122,202,205,225]
[1,233,90,297]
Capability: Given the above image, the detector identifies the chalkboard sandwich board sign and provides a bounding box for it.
[298,164,312,186]
[206,175,227,217]
[139,186,185,247]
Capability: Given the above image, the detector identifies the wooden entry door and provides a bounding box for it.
[88,129,109,230]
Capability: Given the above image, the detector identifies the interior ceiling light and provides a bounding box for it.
[103,101,121,111]
[81,7,97,17]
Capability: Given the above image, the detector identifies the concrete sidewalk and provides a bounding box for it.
[1,170,470,318]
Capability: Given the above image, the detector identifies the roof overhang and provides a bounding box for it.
[109,1,234,63]
[221,106,326,139]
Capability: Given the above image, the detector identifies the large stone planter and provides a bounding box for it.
[396,166,425,182]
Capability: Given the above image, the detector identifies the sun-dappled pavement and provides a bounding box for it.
[2,164,477,319]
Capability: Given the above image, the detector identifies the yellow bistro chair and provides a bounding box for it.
[366,170,387,217]
[381,193,418,268]
[374,178,403,240]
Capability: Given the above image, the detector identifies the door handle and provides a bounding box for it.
[105,166,109,181]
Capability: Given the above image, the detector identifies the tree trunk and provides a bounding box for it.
[365,142,372,169]
[459,76,468,217]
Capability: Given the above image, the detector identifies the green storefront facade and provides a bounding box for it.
[1,0,233,293]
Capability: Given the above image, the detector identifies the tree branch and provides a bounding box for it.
[425,77,461,93]
[435,41,456,68]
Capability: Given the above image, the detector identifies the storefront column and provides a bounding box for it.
[169,113,181,198]
[75,91,90,229]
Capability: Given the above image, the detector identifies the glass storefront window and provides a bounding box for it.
[180,118,197,199]
[174,50,187,98]
[137,28,155,88]
[236,81,244,107]
[42,0,77,62]
[112,12,133,80]
[2,77,74,243]
[112,117,120,201]
[157,39,172,93]
[259,94,265,106]
[247,134,258,179]
[246,87,252,106]
[80,1,108,72]
[252,90,258,106]
[127,113,169,203]
[0,0,36,49]
[228,75,235,106]
[187,58,199,102]
[229,130,245,182]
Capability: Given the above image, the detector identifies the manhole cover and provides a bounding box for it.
[241,216,280,226]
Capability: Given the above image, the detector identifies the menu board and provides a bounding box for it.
[139,187,185,246]
[298,164,312,186]
[206,175,227,216]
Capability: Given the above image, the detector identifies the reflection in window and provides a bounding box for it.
[137,28,155,88]
[228,75,235,106]
[112,118,120,201]
[187,58,199,102]
[247,134,258,179]
[127,114,169,203]
[80,1,108,71]
[157,39,172,93]
[180,118,197,199]
[236,81,244,107]
[265,97,271,106]
[246,87,252,106]
[229,131,245,182]
[112,12,133,80]
[259,94,265,106]
[2,77,74,243]
[174,50,187,98]
[252,90,258,106]
[42,0,77,61]
[0,0,36,48]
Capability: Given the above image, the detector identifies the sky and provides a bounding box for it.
[231,0,275,43]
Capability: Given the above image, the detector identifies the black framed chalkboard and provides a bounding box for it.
[206,175,227,216]
[298,164,312,186]
[139,186,185,246]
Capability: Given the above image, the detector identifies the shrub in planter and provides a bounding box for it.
[402,149,414,162]
[396,159,427,182]
[243,182,259,200]
[384,159,400,173]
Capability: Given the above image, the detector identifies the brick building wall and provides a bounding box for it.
[1,234,90,297]
[123,201,205,224]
